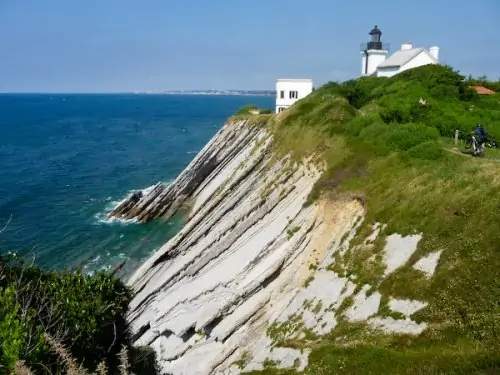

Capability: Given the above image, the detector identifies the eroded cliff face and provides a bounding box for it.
[120,120,437,375]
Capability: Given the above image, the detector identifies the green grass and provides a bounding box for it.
[234,350,253,370]
[312,300,323,314]
[439,135,500,160]
[303,275,314,288]
[286,226,301,239]
[267,314,304,347]
[229,112,273,128]
[243,65,500,374]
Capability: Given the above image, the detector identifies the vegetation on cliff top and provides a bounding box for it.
[240,65,500,374]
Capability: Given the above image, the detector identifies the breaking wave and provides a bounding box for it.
[93,182,170,225]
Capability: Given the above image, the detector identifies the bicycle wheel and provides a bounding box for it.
[464,136,473,149]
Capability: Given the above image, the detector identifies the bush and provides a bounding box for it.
[236,105,259,115]
[342,115,378,136]
[0,285,32,373]
[0,254,139,374]
[282,96,356,132]
[259,108,272,114]
[358,122,439,155]
[406,140,444,160]
[343,76,385,108]
[275,64,499,140]
[267,64,500,162]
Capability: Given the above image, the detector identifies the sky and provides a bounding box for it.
[1,0,499,92]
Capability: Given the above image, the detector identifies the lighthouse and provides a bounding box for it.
[360,25,389,76]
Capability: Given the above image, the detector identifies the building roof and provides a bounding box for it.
[377,47,433,69]
[470,85,496,95]
[276,78,313,83]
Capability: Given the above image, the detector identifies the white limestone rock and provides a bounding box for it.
[273,271,352,335]
[346,285,381,322]
[383,233,422,276]
[389,298,428,317]
[413,250,442,277]
[368,316,427,335]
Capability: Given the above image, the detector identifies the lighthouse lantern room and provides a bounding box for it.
[360,25,389,76]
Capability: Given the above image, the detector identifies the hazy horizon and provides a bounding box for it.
[1,0,499,93]
[0,90,276,94]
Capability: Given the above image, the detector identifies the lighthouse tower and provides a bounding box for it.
[360,25,389,76]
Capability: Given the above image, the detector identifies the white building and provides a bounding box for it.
[275,78,314,113]
[360,25,439,78]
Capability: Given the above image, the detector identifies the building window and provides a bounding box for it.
[278,107,286,113]
[280,90,285,99]
[289,90,298,99]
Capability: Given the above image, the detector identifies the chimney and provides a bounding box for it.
[429,46,439,61]
[401,42,413,51]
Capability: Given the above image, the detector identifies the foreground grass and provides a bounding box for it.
[240,65,500,374]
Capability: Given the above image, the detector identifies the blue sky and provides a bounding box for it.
[1,0,499,92]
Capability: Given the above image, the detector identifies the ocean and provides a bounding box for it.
[0,93,274,278]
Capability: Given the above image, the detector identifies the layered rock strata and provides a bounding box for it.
[108,120,264,223]
[123,120,436,375]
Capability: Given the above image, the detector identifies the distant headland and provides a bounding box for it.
[133,89,275,96]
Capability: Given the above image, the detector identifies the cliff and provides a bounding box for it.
[122,119,335,373]
[118,65,500,375]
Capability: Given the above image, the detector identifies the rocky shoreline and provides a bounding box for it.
[107,120,262,223]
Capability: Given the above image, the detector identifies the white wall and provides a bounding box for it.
[275,79,314,113]
[404,51,437,70]
[429,46,439,61]
[377,51,438,78]
[376,66,399,78]
[362,50,388,76]
[401,43,413,51]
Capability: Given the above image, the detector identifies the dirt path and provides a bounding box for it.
[444,147,500,162]
[444,148,471,157]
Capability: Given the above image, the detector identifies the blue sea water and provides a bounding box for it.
[0,94,274,277]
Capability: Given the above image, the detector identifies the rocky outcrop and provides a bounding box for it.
[107,120,263,223]
[125,119,435,375]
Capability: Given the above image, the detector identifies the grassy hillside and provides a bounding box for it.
[241,65,500,374]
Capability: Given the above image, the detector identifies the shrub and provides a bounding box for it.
[0,285,33,373]
[406,140,444,160]
[273,64,500,144]
[358,122,439,155]
[343,76,384,108]
[259,108,272,114]
[0,254,138,374]
[342,115,378,136]
[279,95,356,133]
[236,105,258,115]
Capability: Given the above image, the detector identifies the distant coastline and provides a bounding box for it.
[0,91,276,96]
[133,90,276,96]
